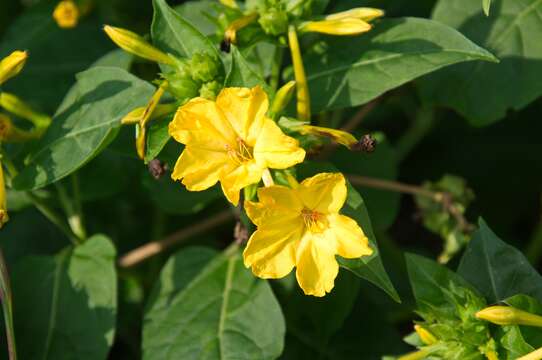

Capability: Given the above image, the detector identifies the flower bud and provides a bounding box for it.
[219,0,238,9]
[326,7,385,22]
[53,0,80,29]
[0,113,40,142]
[0,92,51,129]
[298,18,372,36]
[189,53,220,83]
[0,51,27,86]
[259,8,289,36]
[103,25,176,66]
[165,73,201,101]
[199,80,222,100]
[224,13,258,45]
[298,125,357,148]
[270,81,296,117]
[476,306,542,327]
[414,325,437,345]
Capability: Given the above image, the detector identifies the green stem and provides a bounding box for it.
[70,173,86,239]
[396,105,436,163]
[26,191,80,245]
[269,46,284,95]
[55,181,86,241]
[0,249,17,360]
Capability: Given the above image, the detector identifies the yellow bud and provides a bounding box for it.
[121,103,177,125]
[0,51,27,85]
[326,7,385,22]
[0,161,8,228]
[134,82,168,160]
[287,26,311,121]
[53,0,80,29]
[270,81,296,117]
[414,325,437,345]
[224,13,258,45]
[0,113,40,142]
[485,350,499,360]
[219,0,238,9]
[0,92,51,129]
[476,306,542,327]
[103,25,176,66]
[298,18,372,36]
[298,125,357,148]
[517,347,542,360]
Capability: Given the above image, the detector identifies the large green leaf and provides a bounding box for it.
[419,0,542,126]
[13,67,154,190]
[143,246,285,360]
[174,0,219,37]
[297,162,399,302]
[11,235,117,360]
[0,2,113,113]
[457,219,542,303]
[304,17,497,114]
[225,46,270,92]
[151,0,220,60]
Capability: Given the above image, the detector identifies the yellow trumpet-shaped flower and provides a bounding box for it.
[169,86,305,205]
[298,18,372,36]
[103,25,177,66]
[53,0,80,29]
[0,51,27,86]
[476,305,542,327]
[297,124,358,147]
[243,172,373,296]
[326,7,385,22]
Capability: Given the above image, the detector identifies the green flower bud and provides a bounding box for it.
[199,80,223,100]
[189,52,220,83]
[258,8,289,36]
[164,72,200,101]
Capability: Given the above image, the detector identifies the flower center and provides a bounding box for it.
[225,137,253,165]
[301,208,327,233]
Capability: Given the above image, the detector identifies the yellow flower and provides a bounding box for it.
[169,86,305,205]
[243,172,373,296]
[0,51,27,86]
[53,0,80,29]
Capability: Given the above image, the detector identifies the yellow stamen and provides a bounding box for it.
[476,306,542,327]
[0,51,27,86]
[326,7,385,22]
[517,347,542,360]
[53,0,80,29]
[0,92,51,129]
[301,209,327,233]
[103,25,177,66]
[288,25,310,122]
[224,13,258,45]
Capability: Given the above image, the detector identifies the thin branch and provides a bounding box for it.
[118,209,236,268]
[341,97,380,133]
[347,174,474,233]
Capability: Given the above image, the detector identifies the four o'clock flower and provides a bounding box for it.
[243,172,373,296]
[168,86,305,205]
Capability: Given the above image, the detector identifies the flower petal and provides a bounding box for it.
[298,173,347,214]
[253,119,306,169]
[243,220,303,279]
[245,186,303,227]
[169,97,236,151]
[220,160,264,205]
[327,214,373,259]
[171,147,232,191]
[216,86,268,145]
[295,232,339,297]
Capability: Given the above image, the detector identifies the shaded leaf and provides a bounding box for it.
[11,235,117,360]
[225,46,270,93]
[457,219,542,303]
[143,246,285,360]
[0,250,16,360]
[304,17,497,114]
[13,67,155,190]
[419,0,542,126]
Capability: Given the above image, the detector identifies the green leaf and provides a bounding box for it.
[304,17,497,114]
[143,246,285,360]
[504,295,542,350]
[0,2,114,113]
[483,0,491,16]
[297,162,400,302]
[13,67,155,190]
[174,1,219,37]
[405,253,475,313]
[457,219,542,303]
[91,49,133,70]
[225,46,270,93]
[142,173,224,215]
[145,115,173,163]
[11,235,117,360]
[151,0,220,60]
[419,0,542,126]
